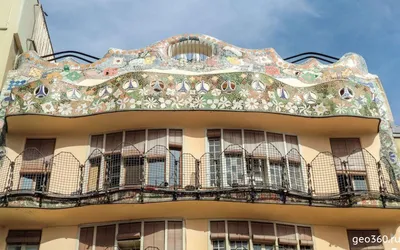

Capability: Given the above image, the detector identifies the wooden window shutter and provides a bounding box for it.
[168,221,183,250]
[251,222,275,244]
[117,222,141,241]
[244,130,265,155]
[147,129,167,157]
[105,132,123,154]
[22,139,55,173]
[276,224,297,246]
[123,130,145,157]
[207,129,221,138]
[95,225,116,250]
[297,226,313,246]
[169,129,183,148]
[223,129,243,152]
[40,139,56,162]
[267,133,285,155]
[285,135,301,164]
[144,221,165,250]
[285,135,299,153]
[228,221,250,241]
[79,227,94,250]
[346,138,364,171]
[210,221,225,240]
[90,135,104,153]
[6,230,42,245]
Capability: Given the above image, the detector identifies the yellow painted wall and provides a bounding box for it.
[185,219,208,250]
[40,226,79,250]
[313,225,350,250]
[0,226,7,250]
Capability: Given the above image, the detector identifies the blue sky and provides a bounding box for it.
[41,0,400,124]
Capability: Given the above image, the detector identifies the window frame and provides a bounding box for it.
[19,138,56,192]
[205,129,306,190]
[329,138,369,194]
[208,219,314,250]
[85,128,184,192]
[77,219,186,250]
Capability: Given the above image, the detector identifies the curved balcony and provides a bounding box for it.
[0,142,398,209]
[4,71,381,136]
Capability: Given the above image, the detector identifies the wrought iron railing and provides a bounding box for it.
[0,142,398,208]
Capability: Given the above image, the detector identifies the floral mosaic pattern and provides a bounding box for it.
[0,34,399,178]
[6,72,379,118]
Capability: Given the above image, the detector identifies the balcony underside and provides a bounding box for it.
[5,111,380,135]
[0,200,399,228]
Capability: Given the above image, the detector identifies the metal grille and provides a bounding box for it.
[0,155,11,194]
[0,143,398,207]
[47,152,80,196]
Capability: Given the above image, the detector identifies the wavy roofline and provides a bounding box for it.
[18,34,370,74]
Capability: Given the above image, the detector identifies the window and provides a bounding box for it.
[78,227,94,250]
[144,221,165,250]
[79,220,183,250]
[6,230,41,250]
[168,221,183,250]
[251,222,276,250]
[169,130,183,187]
[210,221,313,250]
[117,222,141,250]
[210,221,226,250]
[298,226,313,250]
[228,221,250,249]
[330,138,368,193]
[206,130,304,190]
[207,130,222,187]
[347,230,383,250]
[124,130,145,186]
[104,132,123,188]
[87,129,182,190]
[276,224,297,249]
[20,139,55,192]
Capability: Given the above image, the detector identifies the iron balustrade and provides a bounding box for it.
[0,142,398,208]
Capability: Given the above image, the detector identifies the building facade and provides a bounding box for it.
[0,0,53,89]
[0,34,400,249]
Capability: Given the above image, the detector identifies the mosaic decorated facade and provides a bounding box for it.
[1,34,398,176]
[1,34,400,250]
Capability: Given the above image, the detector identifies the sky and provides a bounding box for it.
[40,0,400,124]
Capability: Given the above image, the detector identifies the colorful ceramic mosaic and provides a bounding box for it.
[1,34,398,177]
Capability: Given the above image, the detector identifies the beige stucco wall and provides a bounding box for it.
[40,226,79,250]
[0,226,7,250]
[313,225,350,249]
[185,219,208,250]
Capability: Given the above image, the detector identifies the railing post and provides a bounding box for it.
[376,162,387,208]
[248,156,256,203]
[104,155,110,203]
[172,159,178,201]
[140,155,146,203]
[307,163,313,206]
[3,161,15,207]
[79,164,85,195]
[342,160,353,207]
[195,159,201,200]
[281,156,288,204]
[215,158,221,201]
[7,161,15,193]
